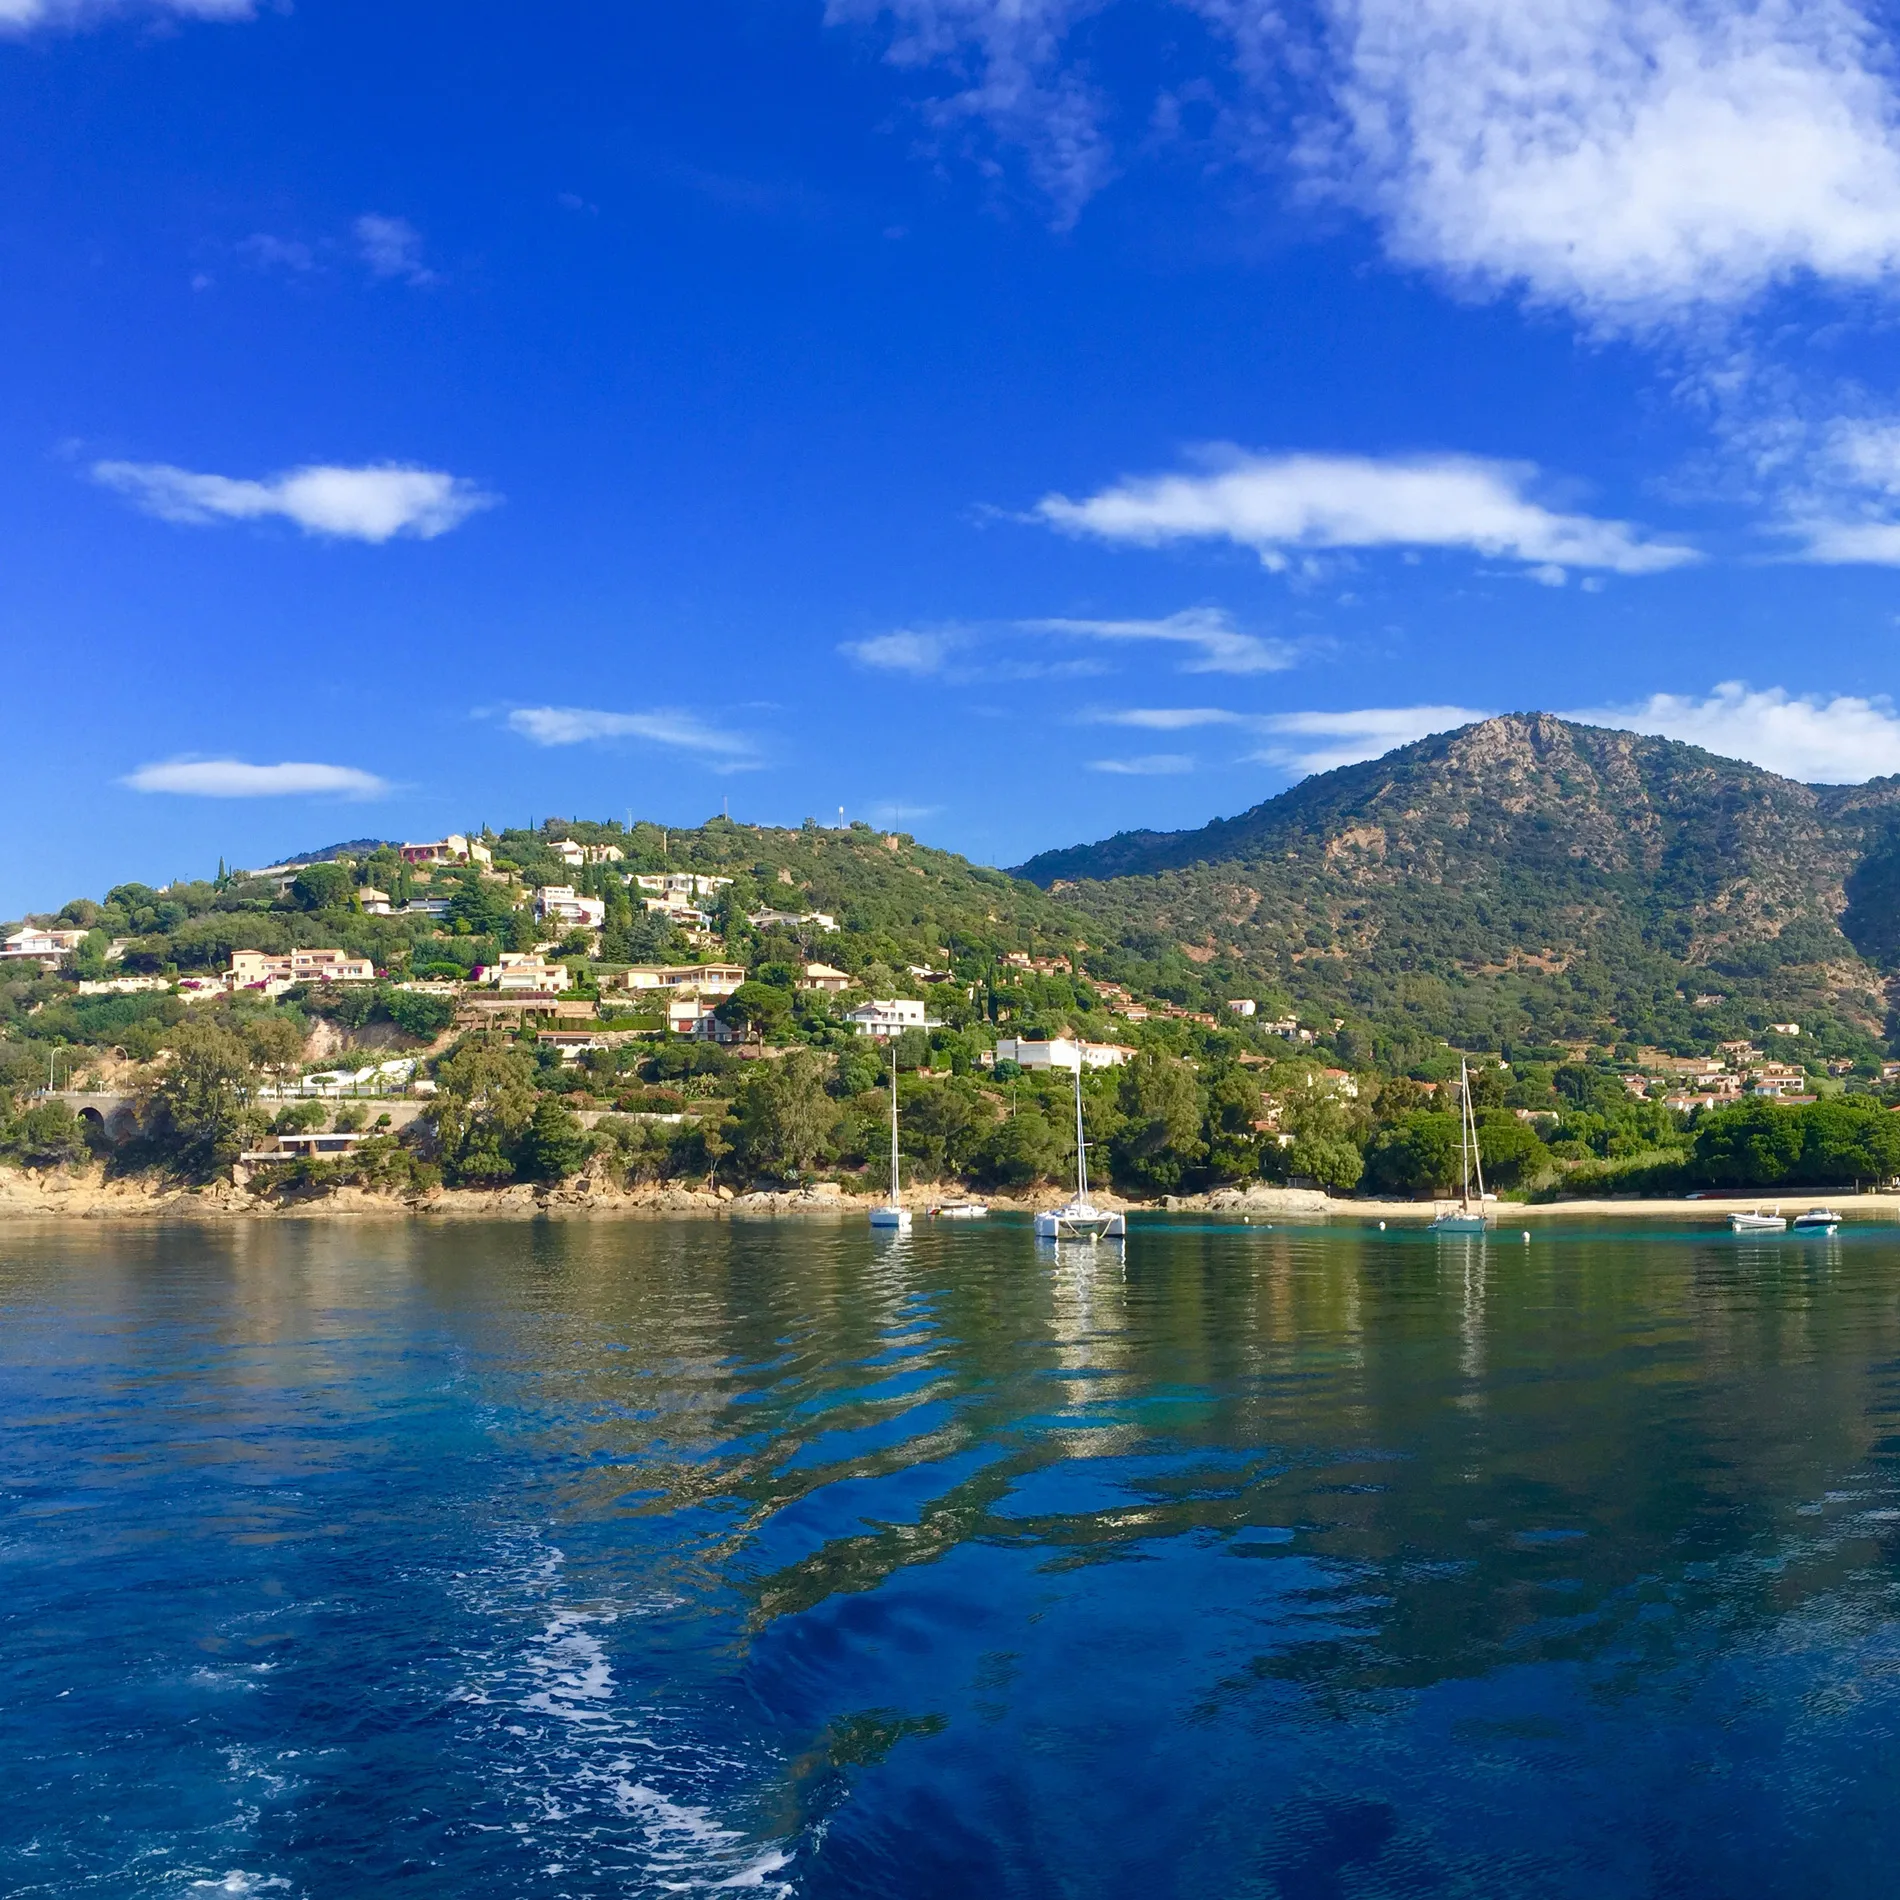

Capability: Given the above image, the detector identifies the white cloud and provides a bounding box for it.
[1091,702,1485,772]
[1089,753,1196,774]
[1566,681,1900,781]
[1781,417,1900,562]
[1037,448,1698,576]
[841,629,955,675]
[1320,0,1900,325]
[505,706,760,765]
[238,234,317,274]
[1,0,251,28]
[355,215,435,285]
[124,758,390,798]
[822,0,1113,224]
[92,460,494,542]
[1022,607,1296,673]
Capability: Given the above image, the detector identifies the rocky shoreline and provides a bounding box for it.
[3,1165,1895,1225]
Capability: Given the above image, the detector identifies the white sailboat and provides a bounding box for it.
[1430,1056,1493,1235]
[1035,1059,1125,1243]
[868,1053,912,1230]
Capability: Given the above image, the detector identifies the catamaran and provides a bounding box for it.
[1430,1056,1493,1235]
[868,1054,912,1231]
[1034,1059,1125,1242]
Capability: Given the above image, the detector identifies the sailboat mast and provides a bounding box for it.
[889,1054,901,1209]
[1074,1059,1089,1203]
[1468,1062,1487,1205]
[1460,1058,1472,1211]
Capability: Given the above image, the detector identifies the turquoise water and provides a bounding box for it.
[4,1215,1900,1897]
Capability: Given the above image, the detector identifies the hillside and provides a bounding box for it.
[1014,714,1900,1062]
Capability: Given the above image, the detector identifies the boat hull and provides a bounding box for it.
[1035,1203,1125,1242]
[1429,1212,1490,1235]
[868,1207,912,1231]
[1730,1214,1786,1233]
[1792,1210,1841,1234]
[934,1204,989,1220]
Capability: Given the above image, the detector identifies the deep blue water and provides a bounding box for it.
[4,1215,1900,1898]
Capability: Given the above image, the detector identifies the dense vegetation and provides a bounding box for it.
[7,728,1900,1203]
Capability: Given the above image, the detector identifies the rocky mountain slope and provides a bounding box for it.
[1014,715,1900,1058]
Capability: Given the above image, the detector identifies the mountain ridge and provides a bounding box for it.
[1011,713,1900,1057]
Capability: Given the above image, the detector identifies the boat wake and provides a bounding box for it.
[447,1533,795,1895]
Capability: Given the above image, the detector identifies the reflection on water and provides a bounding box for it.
[4,1216,1900,1897]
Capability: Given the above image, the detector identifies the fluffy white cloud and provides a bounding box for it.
[829,0,1900,324]
[1037,448,1697,576]
[124,758,390,798]
[1088,752,1196,774]
[1566,681,1900,781]
[1781,418,1900,562]
[1022,608,1296,673]
[355,215,435,285]
[841,629,955,675]
[1323,0,1900,324]
[92,460,494,542]
[506,705,759,764]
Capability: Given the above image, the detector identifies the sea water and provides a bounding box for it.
[3,1215,1900,1897]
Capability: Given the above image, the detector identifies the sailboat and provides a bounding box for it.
[1034,1059,1126,1242]
[1430,1056,1493,1235]
[868,1052,911,1230]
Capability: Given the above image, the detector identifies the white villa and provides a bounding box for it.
[611,963,746,997]
[553,840,626,867]
[494,954,571,994]
[748,907,838,933]
[846,997,942,1039]
[2,926,89,962]
[534,886,607,928]
[229,948,376,988]
[994,1036,1135,1072]
[400,833,492,867]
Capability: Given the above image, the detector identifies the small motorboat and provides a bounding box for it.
[1792,1207,1842,1234]
[1730,1208,1786,1233]
[932,1201,990,1220]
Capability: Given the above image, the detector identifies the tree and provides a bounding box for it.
[1798,1098,1900,1186]
[972,1106,1065,1187]
[1289,1133,1364,1193]
[1475,1110,1549,1189]
[519,1097,588,1182]
[1201,1068,1263,1183]
[1364,1111,1462,1195]
[291,863,355,912]
[718,981,792,1043]
[3,1100,88,1167]
[385,989,456,1041]
[1692,1100,1804,1188]
[1111,1051,1204,1193]
[145,1022,258,1174]
[731,1051,838,1177]
[430,1038,539,1184]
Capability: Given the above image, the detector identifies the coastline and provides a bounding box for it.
[1,1166,1894,1225]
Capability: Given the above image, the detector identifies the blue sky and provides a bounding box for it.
[10,0,1900,915]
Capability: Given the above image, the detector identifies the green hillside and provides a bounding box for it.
[1014,714,1900,1064]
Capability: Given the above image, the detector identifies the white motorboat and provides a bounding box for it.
[868,1054,912,1231]
[932,1201,990,1220]
[1035,1060,1125,1243]
[1430,1057,1495,1236]
[1792,1207,1842,1234]
[1729,1208,1786,1233]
